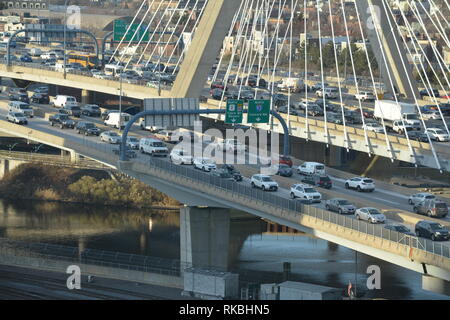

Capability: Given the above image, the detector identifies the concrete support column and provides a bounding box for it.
[326,145,343,167]
[422,275,450,296]
[81,89,91,104]
[70,151,80,163]
[180,206,230,271]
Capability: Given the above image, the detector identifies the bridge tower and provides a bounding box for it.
[356,0,420,100]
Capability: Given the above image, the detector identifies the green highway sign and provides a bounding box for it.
[225,100,244,124]
[113,20,150,42]
[247,99,270,123]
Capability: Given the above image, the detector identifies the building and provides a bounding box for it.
[1,0,48,9]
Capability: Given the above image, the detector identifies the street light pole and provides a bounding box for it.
[119,73,123,132]
[63,0,69,79]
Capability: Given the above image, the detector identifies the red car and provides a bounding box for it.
[273,156,293,167]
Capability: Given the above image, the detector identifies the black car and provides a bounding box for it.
[49,113,76,129]
[75,121,101,136]
[415,220,449,241]
[275,164,293,177]
[81,104,101,117]
[211,168,235,181]
[9,92,29,103]
[220,164,243,182]
[272,94,288,107]
[419,89,440,98]
[210,88,223,100]
[30,93,49,104]
[384,224,415,236]
[407,131,429,142]
[301,174,332,189]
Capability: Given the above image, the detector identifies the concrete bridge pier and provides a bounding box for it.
[0,158,26,179]
[180,206,230,272]
[81,89,92,104]
[422,275,450,296]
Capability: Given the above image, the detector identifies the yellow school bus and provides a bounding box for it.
[67,52,99,69]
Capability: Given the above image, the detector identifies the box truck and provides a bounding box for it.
[374,100,421,131]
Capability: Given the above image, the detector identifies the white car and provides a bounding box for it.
[100,131,121,144]
[422,111,441,120]
[354,91,376,101]
[193,157,217,171]
[251,174,278,191]
[363,122,384,133]
[408,193,436,205]
[425,128,450,142]
[355,207,386,224]
[290,184,322,202]
[316,87,338,99]
[6,111,27,125]
[170,149,193,165]
[344,177,375,192]
[126,136,140,149]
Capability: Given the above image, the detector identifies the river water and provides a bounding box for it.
[0,199,448,300]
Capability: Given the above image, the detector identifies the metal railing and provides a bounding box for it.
[0,238,187,276]
[142,156,450,260]
[0,150,111,170]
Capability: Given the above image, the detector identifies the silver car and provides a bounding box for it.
[408,193,436,205]
[6,111,27,125]
[100,131,121,144]
[325,198,356,214]
[355,207,386,224]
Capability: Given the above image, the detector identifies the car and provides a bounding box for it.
[274,164,293,177]
[30,93,49,104]
[126,136,140,150]
[49,113,76,129]
[211,168,235,180]
[407,131,429,142]
[408,193,436,205]
[139,138,168,156]
[100,131,121,144]
[301,174,332,189]
[297,162,326,175]
[220,164,243,181]
[101,109,119,120]
[251,174,278,191]
[345,177,375,192]
[325,198,356,214]
[307,104,324,117]
[81,104,101,117]
[19,55,32,63]
[419,88,440,98]
[316,87,338,99]
[75,121,101,136]
[112,147,137,158]
[413,199,448,218]
[422,111,441,120]
[355,91,376,101]
[8,101,33,117]
[193,157,217,172]
[33,86,49,94]
[210,88,224,100]
[363,122,384,133]
[355,207,386,224]
[170,148,193,165]
[344,110,363,124]
[62,105,81,117]
[290,184,321,202]
[415,220,449,241]
[53,95,77,108]
[384,224,415,236]
[424,128,449,142]
[6,111,27,125]
[9,92,29,103]
[273,155,293,168]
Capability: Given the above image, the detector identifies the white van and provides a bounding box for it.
[297,162,326,175]
[8,101,34,117]
[139,138,168,156]
[53,95,77,108]
[103,112,131,129]
[104,64,124,77]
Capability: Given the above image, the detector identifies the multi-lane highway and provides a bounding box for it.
[1,87,449,248]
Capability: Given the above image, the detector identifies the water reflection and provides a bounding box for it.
[0,199,448,300]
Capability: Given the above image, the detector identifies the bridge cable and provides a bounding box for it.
[380,0,442,170]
